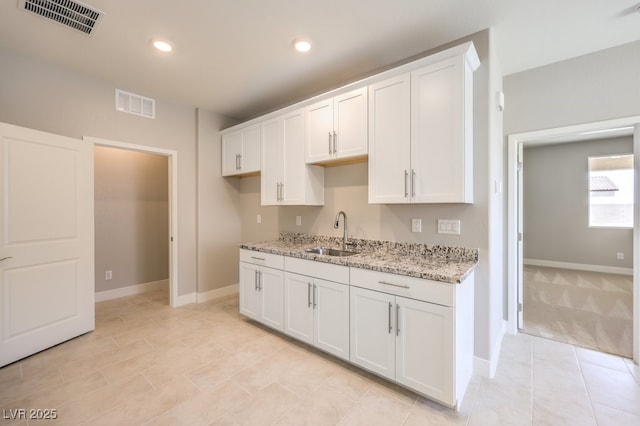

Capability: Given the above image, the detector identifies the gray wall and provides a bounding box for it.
[504,40,640,135]
[94,146,169,292]
[196,109,244,293]
[523,137,633,268]
[0,45,236,297]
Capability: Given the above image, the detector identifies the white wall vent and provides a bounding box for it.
[18,0,104,35]
[115,89,156,119]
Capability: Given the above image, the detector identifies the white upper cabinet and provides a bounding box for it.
[261,109,324,206]
[368,73,411,204]
[221,124,261,177]
[306,87,368,164]
[369,43,479,204]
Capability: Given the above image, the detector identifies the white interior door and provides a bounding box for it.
[0,122,94,367]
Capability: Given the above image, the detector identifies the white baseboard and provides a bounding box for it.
[172,284,239,307]
[524,258,632,276]
[95,279,169,302]
[196,284,239,303]
[474,320,506,378]
[172,292,196,307]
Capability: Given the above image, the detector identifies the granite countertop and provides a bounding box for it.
[240,232,478,284]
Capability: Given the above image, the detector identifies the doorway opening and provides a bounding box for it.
[508,117,640,364]
[520,138,633,357]
[85,137,179,307]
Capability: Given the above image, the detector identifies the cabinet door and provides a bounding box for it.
[411,57,467,203]
[349,286,395,380]
[395,296,454,406]
[239,262,260,321]
[261,118,282,205]
[283,272,314,345]
[240,124,261,174]
[368,74,411,204]
[259,266,285,332]
[333,87,368,160]
[306,98,333,163]
[281,109,306,204]
[221,130,242,176]
[314,278,349,360]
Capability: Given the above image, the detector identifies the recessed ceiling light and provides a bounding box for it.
[152,39,173,53]
[293,38,312,53]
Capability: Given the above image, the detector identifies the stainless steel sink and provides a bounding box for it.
[305,247,359,257]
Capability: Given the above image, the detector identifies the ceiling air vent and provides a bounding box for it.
[18,0,104,35]
[115,89,156,119]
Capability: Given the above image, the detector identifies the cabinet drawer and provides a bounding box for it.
[284,257,349,284]
[350,268,455,307]
[240,249,284,270]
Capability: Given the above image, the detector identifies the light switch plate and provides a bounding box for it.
[296,216,302,226]
[411,218,422,233]
[438,219,461,235]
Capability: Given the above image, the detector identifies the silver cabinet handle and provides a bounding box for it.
[238,153,242,170]
[0,257,12,262]
[411,169,416,198]
[312,284,317,308]
[379,280,410,289]
[404,170,409,198]
[328,132,332,155]
[254,270,259,291]
[251,256,266,261]
[333,131,337,154]
[388,302,393,334]
[308,283,312,307]
[235,154,239,170]
[258,271,262,291]
[396,304,400,336]
[279,182,284,201]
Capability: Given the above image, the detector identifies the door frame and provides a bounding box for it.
[84,137,179,308]
[507,116,640,363]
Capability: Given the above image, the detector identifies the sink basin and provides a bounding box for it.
[305,247,359,257]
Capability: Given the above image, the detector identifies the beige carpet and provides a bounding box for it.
[522,265,633,358]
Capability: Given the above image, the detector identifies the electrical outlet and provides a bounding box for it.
[105,270,112,280]
[296,215,302,226]
[411,218,422,233]
[438,219,461,235]
[257,214,261,224]
[617,252,624,260]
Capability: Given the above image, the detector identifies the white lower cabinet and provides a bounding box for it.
[239,251,285,332]
[239,249,474,409]
[350,268,473,408]
[284,270,349,360]
[350,285,453,405]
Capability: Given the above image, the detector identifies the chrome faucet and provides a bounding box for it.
[334,211,348,250]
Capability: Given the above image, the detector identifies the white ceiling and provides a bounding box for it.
[1,0,639,120]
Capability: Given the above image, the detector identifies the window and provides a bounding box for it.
[588,154,634,228]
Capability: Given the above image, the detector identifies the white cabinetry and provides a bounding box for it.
[283,257,350,360]
[368,44,479,204]
[222,124,261,176]
[239,250,284,331]
[306,87,368,164]
[350,267,474,408]
[261,109,324,205]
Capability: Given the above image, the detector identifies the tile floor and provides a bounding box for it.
[1,289,639,425]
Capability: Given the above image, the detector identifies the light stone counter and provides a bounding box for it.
[240,232,478,284]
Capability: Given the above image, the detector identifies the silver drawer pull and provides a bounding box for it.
[379,280,410,289]
[251,256,266,261]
